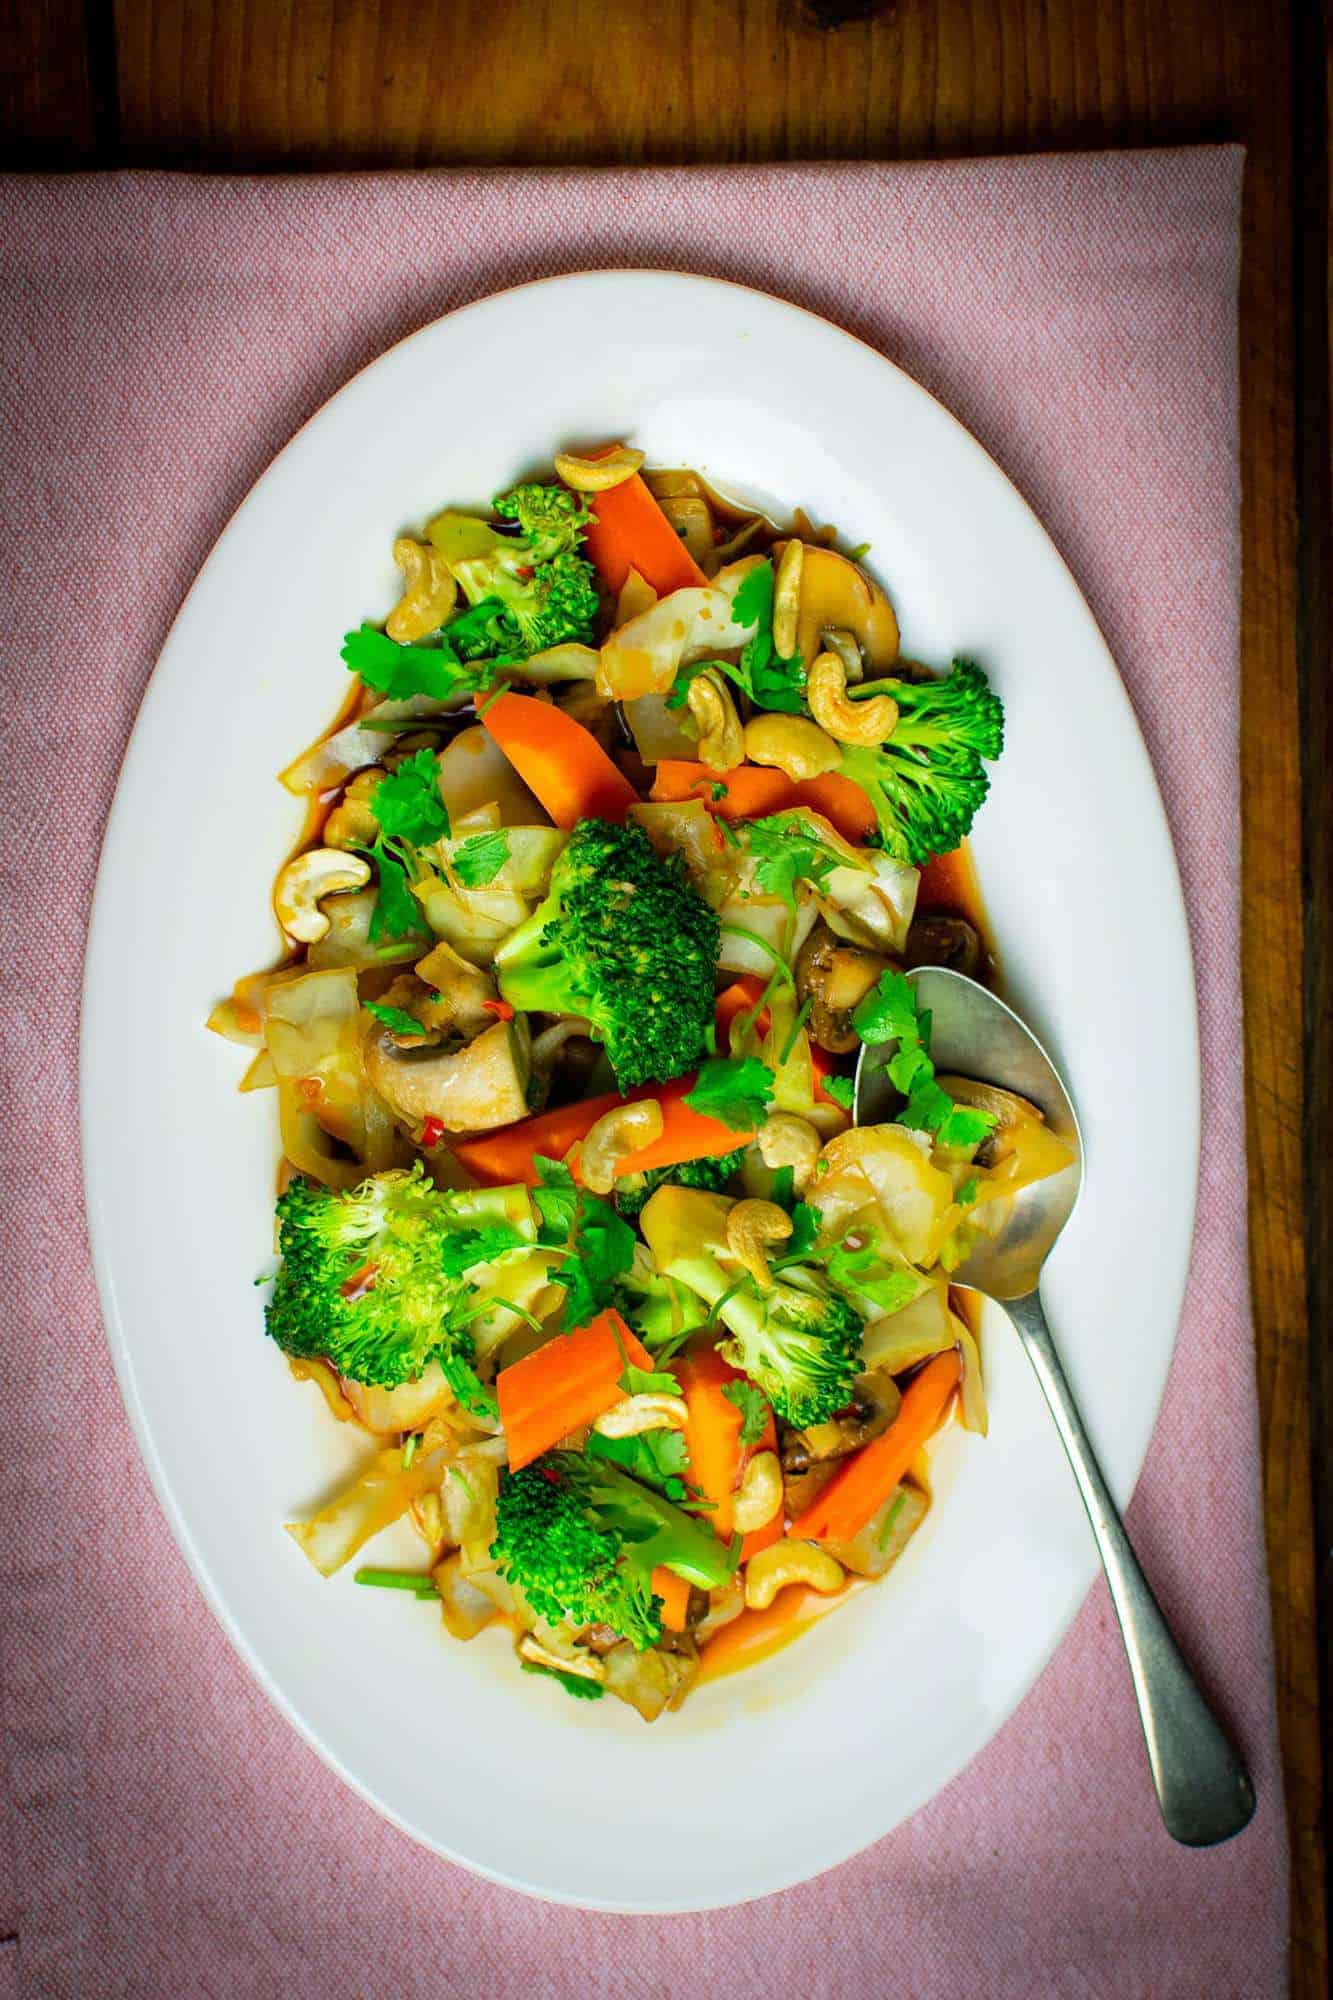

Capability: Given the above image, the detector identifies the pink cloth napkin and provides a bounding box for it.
[0,148,1285,1998]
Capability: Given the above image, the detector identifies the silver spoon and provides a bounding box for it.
[854,965,1256,1847]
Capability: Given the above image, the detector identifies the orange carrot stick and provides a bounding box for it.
[696,1576,867,1682]
[579,452,709,597]
[496,1310,653,1472]
[611,1073,757,1175]
[651,760,877,846]
[651,1566,693,1631]
[480,691,638,828]
[675,1343,783,1563]
[448,1092,623,1186]
[789,1350,961,1543]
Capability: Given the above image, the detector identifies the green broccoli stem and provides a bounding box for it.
[597,1469,738,1588]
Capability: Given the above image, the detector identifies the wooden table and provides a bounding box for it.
[4,0,1328,1988]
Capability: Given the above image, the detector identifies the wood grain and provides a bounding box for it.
[5,0,1327,1986]
[0,0,99,164]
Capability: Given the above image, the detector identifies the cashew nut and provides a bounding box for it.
[686,670,743,773]
[771,538,804,658]
[806,650,899,746]
[387,536,457,643]
[593,1393,690,1438]
[579,1099,665,1195]
[743,1539,845,1610]
[743,712,842,781]
[323,767,385,851]
[725,1198,793,1287]
[732,1451,783,1534]
[758,1113,822,1193]
[274,848,372,943]
[554,445,645,493]
[518,1635,606,1683]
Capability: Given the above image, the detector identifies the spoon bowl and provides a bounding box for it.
[854,962,1256,1848]
[854,965,1082,1298]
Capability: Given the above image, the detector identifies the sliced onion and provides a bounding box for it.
[285,1445,448,1576]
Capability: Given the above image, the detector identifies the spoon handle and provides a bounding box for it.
[1006,1289,1256,1845]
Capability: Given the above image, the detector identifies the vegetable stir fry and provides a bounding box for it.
[211,447,1074,1720]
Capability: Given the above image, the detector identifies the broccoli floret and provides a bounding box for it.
[435,483,599,660]
[265,1164,529,1402]
[491,1450,737,1651]
[493,480,591,559]
[493,818,721,1089]
[613,1150,746,1219]
[837,658,1005,865]
[711,1277,862,1428]
[651,1238,863,1427]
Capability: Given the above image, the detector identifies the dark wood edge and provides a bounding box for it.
[1293,0,1333,1944]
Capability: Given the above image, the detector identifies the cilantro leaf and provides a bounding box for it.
[370,748,452,848]
[341,624,470,702]
[587,1426,691,1501]
[851,969,997,1150]
[822,1240,919,1314]
[451,829,510,888]
[437,1224,529,1279]
[822,1074,855,1110]
[730,561,775,630]
[619,1359,683,1397]
[533,1157,636,1332]
[532,1156,580,1240]
[743,815,841,912]
[365,842,428,943]
[363,1000,428,1037]
[730,559,805,713]
[722,1380,769,1447]
[956,1177,980,1208]
[520,1661,605,1701]
[785,1202,821,1259]
[684,1056,774,1132]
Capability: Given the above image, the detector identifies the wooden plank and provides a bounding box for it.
[4,0,1324,1983]
[1293,0,1333,1965]
[0,0,100,164]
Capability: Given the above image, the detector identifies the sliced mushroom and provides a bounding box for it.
[793,545,900,679]
[779,1371,902,1475]
[795,924,890,1053]
[364,1015,531,1134]
[902,914,985,980]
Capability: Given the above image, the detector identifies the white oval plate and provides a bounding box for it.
[82,272,1198,1912]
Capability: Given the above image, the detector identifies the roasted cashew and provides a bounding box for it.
[593,1393,690,1438]
[806,651,899,747]
[743,1539,844,1610]
[742,712,842,781]
[517,1635,606,1683]
[323,767,384,851]
[725,1198,793,1287]
[771,539,804,658]
[387,536,456,643]
[732,1451,783,1534]
[758,1113,822,1193]
[686,670,744,772]
[554,445,645,493]
[274,848,372,943]
[579,1099,665,1195]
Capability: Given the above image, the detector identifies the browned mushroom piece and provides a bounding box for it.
[901,913,985,980]
[778,1372,902,1475]
[796,924,891,1053]
[364,1013,531,1134]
